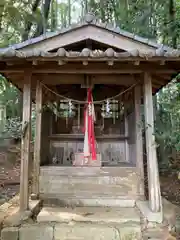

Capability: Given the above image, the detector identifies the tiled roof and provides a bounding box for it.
[0,48,179,59]
[0,13,174,53]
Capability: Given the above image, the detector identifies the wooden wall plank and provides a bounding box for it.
[50,140,126,165]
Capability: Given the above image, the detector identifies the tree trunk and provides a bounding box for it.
[50,0,57,31]
[22,0,41,41]
[100,0,105,22]
[169,0,177,48]
[0,0,5,33]
[68,0,71,26]
[34,0,52,37]
[85,0,88,15]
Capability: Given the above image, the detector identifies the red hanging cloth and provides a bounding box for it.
[83,88,97,161]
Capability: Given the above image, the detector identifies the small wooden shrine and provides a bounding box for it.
[0,13,179,221]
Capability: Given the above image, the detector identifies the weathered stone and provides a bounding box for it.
[0,202,11,213]
[1,227,19,240]
[19,224,53,240]
[0,212,7,224]
[0,198,6,205]
[143,228,169,239]
[3,210,32,227]
[54,223,120,240]
[39,166,139,207]
[29,199,41,215]
[42,195,136,207]
[117,223,142,240]
[37,206,140,224]
[162,198,177,227]
[136,201,163,223]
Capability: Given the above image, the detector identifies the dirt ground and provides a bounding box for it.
[161,172,180,206]
[0,147,20,204]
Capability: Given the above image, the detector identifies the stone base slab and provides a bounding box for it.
[1,227,19,240]
[37,206,140,224]
[19,224,53,240]
[0,196,41,228]
[1,222,142,240]
[136,200,163,223]
[54,223,141,240]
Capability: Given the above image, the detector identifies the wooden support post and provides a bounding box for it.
[0,101,6,135]
[143,72,161,212]
[124,113,129,162]
[20,73,32,211]
[32,80,42,199]
[134,84,144,198]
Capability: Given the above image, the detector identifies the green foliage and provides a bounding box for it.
[155,77,180,170]
[0,75,22,118]
[4,117,22,139]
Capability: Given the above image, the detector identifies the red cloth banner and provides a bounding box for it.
[83,88,97,160]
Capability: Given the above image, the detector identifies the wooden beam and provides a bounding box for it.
[143,72,162,213]
[31,80,42,199]
[134,84,144,198]
[0,68,176,74]
[0,62,178,74]
[10,74,137,86]
[40,74,136,86]
[20,72,32,211]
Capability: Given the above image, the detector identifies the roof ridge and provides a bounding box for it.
[2,13,175,51]
[1,47,180,58]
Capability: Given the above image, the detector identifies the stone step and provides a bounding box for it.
[37,206,141,224]
[39,167,139,207]
[1,222,142,240]
[40,166,136,177]
[41,194,136,207]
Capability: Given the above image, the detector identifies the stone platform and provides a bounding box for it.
[35,206,142,239]
[0,200,178,240]
[39,166,140,208]
[1,222,142,240]
[37,206,141,224]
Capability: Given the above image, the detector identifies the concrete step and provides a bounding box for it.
[39,166,140,207]
[41,194,136,207]
[37,206,141,224]
[40,166,137,177]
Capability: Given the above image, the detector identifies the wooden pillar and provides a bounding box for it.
[32,80,42,199]
[124,113,129,162]
[0,101,6,135]
[143,72,161,212]
[134,84,144,198]
[20,73,32,211]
